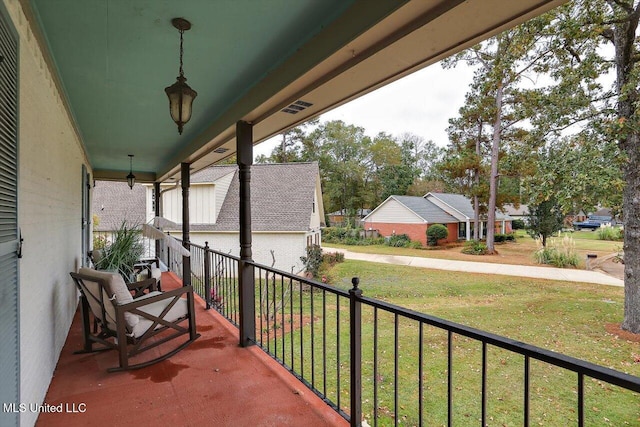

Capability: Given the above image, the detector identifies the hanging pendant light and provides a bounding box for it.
[165,18,197,135]
[126,154,136,189]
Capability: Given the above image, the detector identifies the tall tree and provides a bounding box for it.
[443,6,605,253]
[302,120,372,224]
[596,0,640,332]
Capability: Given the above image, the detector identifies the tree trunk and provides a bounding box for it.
[613,2,640,333]
[473,120,482,241]
[487,83,504,254]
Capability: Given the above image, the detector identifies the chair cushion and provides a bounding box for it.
[130,293,188,338]
[77,268,118,329]
[78,268,138,330]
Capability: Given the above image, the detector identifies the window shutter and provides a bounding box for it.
[0,7,19,427]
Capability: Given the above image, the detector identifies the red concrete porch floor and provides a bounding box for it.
[37,272,347,427]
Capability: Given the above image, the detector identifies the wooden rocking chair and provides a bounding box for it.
[70,268,200,372]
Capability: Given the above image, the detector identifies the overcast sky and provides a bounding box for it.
[254,62,476,158]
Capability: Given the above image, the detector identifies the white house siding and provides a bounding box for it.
[309,189,322,230]
[161,184,216,225]
[366,199,424,224]
[8,0,88,425]
[187,232,309,274]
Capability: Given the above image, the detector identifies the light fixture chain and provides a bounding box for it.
[179,29,184,77]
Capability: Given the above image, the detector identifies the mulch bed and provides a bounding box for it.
[605,322,640,343]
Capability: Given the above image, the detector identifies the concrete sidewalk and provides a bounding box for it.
[332,248,624,287]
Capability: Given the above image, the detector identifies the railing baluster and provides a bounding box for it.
[419,322,423,427]
[374,307,378,427]
[323,289,327,398]
[349,277,362,427]
[258,269,264,347]
[204,242,211,309]
[290,276,294,373]
[336,294,341,411]
[281,275,285,363]
[482,342,487,427]
[524,355,530,427]
[300,279,304,380]
[311,285,315,388]
[448,330,453,427]
[578,373,584,427]
[394,313,399,427]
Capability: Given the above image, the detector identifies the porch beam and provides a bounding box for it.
[181,163,191,287]
[237,120,256,347]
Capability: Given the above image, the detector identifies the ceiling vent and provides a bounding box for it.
[281,100,313,114]
[213,147,229,154]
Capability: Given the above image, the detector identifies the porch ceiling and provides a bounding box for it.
[25,0,566,183]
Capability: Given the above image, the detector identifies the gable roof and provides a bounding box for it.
[93,162,323,233]
[391,196,458,223]
[202,162,323,232]
[93,181,147,231]
[426,193,512,221]
[190,165,237,184]
[503,204,529,216]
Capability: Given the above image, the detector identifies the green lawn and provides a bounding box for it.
[258,259,639,426]
[324,229,622,268]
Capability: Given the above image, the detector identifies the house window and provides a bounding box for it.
[458,223,466,239]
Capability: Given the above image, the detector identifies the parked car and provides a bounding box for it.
[573,215,613,230]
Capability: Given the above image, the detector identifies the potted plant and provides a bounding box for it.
[95,221,144,281]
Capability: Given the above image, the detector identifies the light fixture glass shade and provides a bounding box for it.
[126,172,136,189]
[165,75,197,134]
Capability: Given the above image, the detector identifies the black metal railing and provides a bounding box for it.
[165,244,640,426]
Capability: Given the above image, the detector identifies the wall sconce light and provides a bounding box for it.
[126,154,136,189]
[165,18,197,135]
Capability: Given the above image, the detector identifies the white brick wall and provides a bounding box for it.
[4,1,88,425]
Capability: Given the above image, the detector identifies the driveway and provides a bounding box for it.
[332,248,624,287]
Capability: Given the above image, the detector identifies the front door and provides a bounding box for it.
[0,6,20,427]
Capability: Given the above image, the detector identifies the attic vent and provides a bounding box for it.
[213,147,229,154]
[281,99,314,114]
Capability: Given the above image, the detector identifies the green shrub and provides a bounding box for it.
[494,233,515,243]
[386,234,411,247]
[426,224,448,246]
[512,219,526,230]
[461,240,488,255]
[408,240,423,249]
[322,227,385,246]
[300,244,323,278]
[596,225,623,241]
[322,251,345,265]
[533,233,580,268]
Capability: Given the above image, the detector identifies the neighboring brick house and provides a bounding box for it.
[363,192,513,246]
[94,162,325,273]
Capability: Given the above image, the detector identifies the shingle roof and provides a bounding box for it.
[207,162,320,232]
[92,162,322,233]
[391,196,458,223]
[503,204,529,216]
[428,193,512,220]
[93,181,147,231]
[191,165,237,183]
